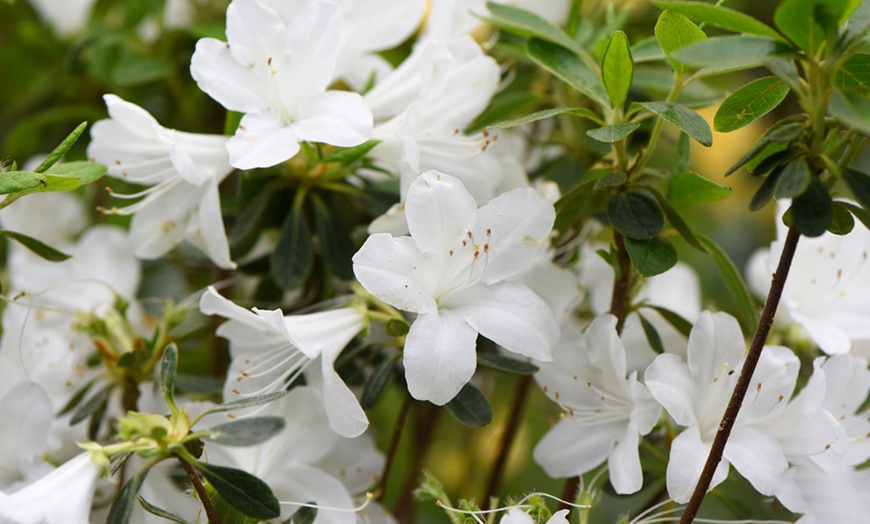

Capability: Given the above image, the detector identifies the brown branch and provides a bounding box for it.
[483,375,533,508]
[178,456,221,524]
[680,224,801,523]
[610,232,633,334]
[378,392,413,501]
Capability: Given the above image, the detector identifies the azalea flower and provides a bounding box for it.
[199,286,369,437]
[190,0,373,169]
[645,312,802,503]
[88,94,236,269]
[500,508,570,524]
[0,383,55,491]
[534,315,662,494]
[27,0,97,37]
[353,171,559,405]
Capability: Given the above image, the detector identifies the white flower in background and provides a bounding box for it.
[205,387,383,524]
[200,287,369,437]
[820,354,870,465]
[0,452,102,524]
[424,0,570,39]
[534,315,661,494]
[27,0,97,37]
[88,94,236,269]
[0,383,55,492]
[190,0,373,169]
[353,171,559,405]
[500,508,570,524]
[645,312,802,503]
[747,200,870,355]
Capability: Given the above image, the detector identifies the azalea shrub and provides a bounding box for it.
[1,0,870,523]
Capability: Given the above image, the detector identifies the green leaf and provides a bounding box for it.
[834,54,870,93]
[671,36,785,69]
[34,121,88,173]
[57,381,96,417]
[108,466,151,524]
[673,132,690,175]
[0,171,47,195]
[725,117,806,176]
[112,57,172,86]
[527,38,608,107]
[477,353,539,375]
[631,36,666,63]
[445,383,493,427]
[0,230,71,261]
[841,201,870,231]
[71,384,114,425]
[602,31,634,109]
[714,77,790,133]
[749,165,785,211]
[271,207,313,289]
[830,89,870,135]
[593,170,628,190]
[645,305,694,337]
[194,461,280,520]
[205,417,285,446]
[653,1,783,39]
[697,235,760,332]
[161,343,178,414]
[644,187,706,251]
[313,200,354,280]
[586,122,640,142]
[607,190,665,240]
[624,236,678,277]
[828,202,856,235]
[774,159,812,199]
[843,168,870,209]
[774,0,858,54]
[846,1,870,41]
[385,318,410,336]
[791,176,833,237]
[654,10,707,74]
[321,139,380,164]
[230,189,272,258]
[138,497,188,524]
[290,506,318,524]
[44,160,107,185]
[199,391,287,418]
[486,107,603,129]
[361,354,399,410]
[485,1,584,54]
[667,171,732,210]
[637,313,665,354]
[640,102,712,147]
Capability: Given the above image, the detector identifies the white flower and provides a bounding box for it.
[88,94,236,269]
[190,0,373,169]
[0,384,55,491]
[747,200,870,354]
[199,287,369,437]
[27,0,97,37]
[645,312,800,503]
[424,0,570,39]
[534,315,662,494]
[353,171,559,405]
[0,452,102,524]
[499,508,570,524]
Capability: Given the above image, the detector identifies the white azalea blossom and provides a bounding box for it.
[88,94,236,269]
[199,286,369,437]
[190,0,373,169]
[353,171,559,405]
[534,315,662,494]
[499,508,570,524]
[27,0,97,37]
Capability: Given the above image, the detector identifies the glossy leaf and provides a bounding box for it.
[644,186,706,251]
[667,171,732,210]
[638,313,665,354]
[828,202,856,235]
[594,170,628,190]
[0,230,71,261]
[773,159,811,199]
[205,417,285,446]
[843,168,870,209]
[646,305,694,337]
[271,207,313,289]
[697,235,760,332]
[749,165,785,211]
[654,9,706,73]
[290,506,318,524]
[791,176,833,237]
[34,121,88,173]
[108,466,151,524]
[194,462,281,520]
[586,122,640,142]
[445,383,493,427]
[725,118,805,176]
[640,101,712,146]
[607,190,665,240]
[714,77,790,132]
[841,202,870,231]
[602,31,634,109]
[653,1,783,39]
[624,236,678,277]
[477,353,539,375]
[487,107,603,129]
[527,38,608,107]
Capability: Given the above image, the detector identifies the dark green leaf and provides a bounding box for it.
[194,462,280,520]
[271,208,313,289]
[749,165,785,211]
[175,374,224,395]
[0,230,71,261]
[791,176,833,237]
[640,101,712,146]
[697,235,760,332]
[290,506,318,524]
[117,349,150,369]
[206,417,285,446]
[646,305,694,337]
[138,497,188,524]
[667,171,732,210]
[671,36,785,69]
[644,186,706,251]
[57,381,95,417]
[230,189,273,257]
[487,107,603,129]
[34,122,88,173]
[201,391,287,417]
[112,57,172,86]
[653,1,783,39]
[714,77,790,133]
[313,201,354,280]
[654,9,707,74]
[830,89,870,135]
[749,147,792,176]
[594,170,628,190]
[841,202,870,231]
[607,190,665,240]
[586,122,640,142]
[71,384,114,425]
[843,168,870,209]
[774,159,811,198]
[828,202,856,235]
[834,54,870,93]
[445,383,493,427]
[624,236,678,277]
[108,466,151,524]
[477,353,539,375]
[485,1,584,53]
[602,31,634,109]
[527,38,608,107]
[638,313,665,354]
[321,140,380,164]
[361,354,398,410]
[674,132,690,175]
[161,343,178,413]
[725,118,805,176]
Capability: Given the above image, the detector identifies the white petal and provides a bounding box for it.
[725,426,789,496]
[190,37,268,114]
[226,112,302,169]
[500,508,534,524]
[185,179,236,269]
[645,353,697,429]
[353,234,435,314]
[319,357,369,438]
[533,417,623,478]
[666,427,728,503]
[272,465,356,524]
[608,425,643,494]
[404,171,478,256]
[126,181,200,258]
[294,90,373,147]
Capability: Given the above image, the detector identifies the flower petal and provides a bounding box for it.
[533,416,623,478]
[404,171,478,256]
[294,90,373,147]
[353,234,435,314]
[725,426,789,496]
[666,427,728,503]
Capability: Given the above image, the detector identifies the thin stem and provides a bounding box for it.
[483,375,533,508]
[378,392,413,501]
[395,404,442,522]
[178,456,221,524]
[679,224,801,523]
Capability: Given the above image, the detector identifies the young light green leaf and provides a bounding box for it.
[527,38,608,107]
[828,202,856,235]
[640,101,712,146]
[842,168,870,209]
[485,1,584,54]
[671,36,784,69]
[487,107,603,129]
[44,161,107,185]
[791,176,833,237]
[697,235,760,332]
[834,54,870,93]
[637,313,665,354]
[0,230,72,261]
[667,171,732,210]
[445,383,493,427]
[653,1,783,39]
[586,122,640,143]
[624,236,678,277]
[271,206,313,289]
[774,159,812,199]
[108,466,152,524]
[194,461,281,520]
[714,77,790,132]
[477,353,539,375]
[607,190,665,240]
[205,417,285,446]
[655,9,706,74]
[602,31,634,110]
[34,122,88,173]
